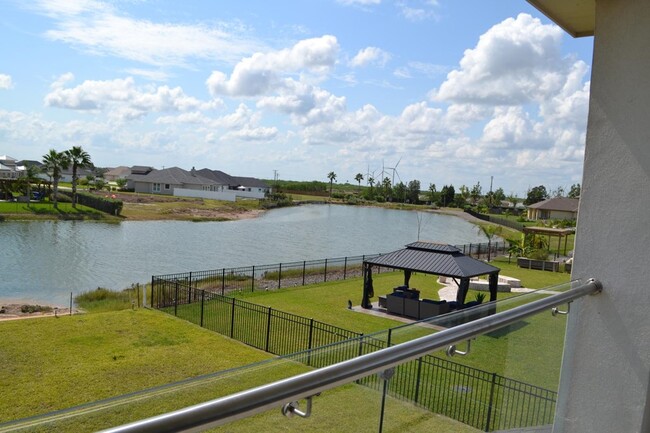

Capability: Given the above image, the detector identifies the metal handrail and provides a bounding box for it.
[102,278,602,433]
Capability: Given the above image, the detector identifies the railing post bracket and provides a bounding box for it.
[281,394,319,419]
[446,339,472,357]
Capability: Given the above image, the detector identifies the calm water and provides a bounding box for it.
[0,204,488,305]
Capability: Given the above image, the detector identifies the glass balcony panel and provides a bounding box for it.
[0,281,583,432]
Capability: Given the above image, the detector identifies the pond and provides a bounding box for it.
[0,204,489,305]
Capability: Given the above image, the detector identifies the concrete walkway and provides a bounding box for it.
[437,278,564,301]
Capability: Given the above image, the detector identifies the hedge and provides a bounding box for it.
[60,191,123,215]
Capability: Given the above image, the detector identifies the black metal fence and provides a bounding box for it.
[465,209,526,231]
[150,241,509,303]
[154,280,555,431]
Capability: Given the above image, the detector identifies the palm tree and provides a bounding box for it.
[477,224,503,261]
[65,146,92,208]
[20,164,40,207]
[42,149,69,209]
[327,171,337,198]
[354,173,363,193]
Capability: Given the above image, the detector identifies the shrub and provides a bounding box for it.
[528,248,551,261]
[75,286,141,312]
[60,191,123,215]
[20,304,53,314]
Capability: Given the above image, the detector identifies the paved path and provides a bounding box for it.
[437,278,564,301]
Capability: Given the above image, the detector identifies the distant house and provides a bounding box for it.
[104,166,132,181]
[196,169,271,199]
[58,167,95,183]
[527,197,579,221]
[232,176,271,196]
[127,166,218,195]
[0,155,19,179]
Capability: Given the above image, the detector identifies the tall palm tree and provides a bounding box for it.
[42,149,69,209]
[327,171,337,198]
[354,173,363,193]
[65,146,92,208]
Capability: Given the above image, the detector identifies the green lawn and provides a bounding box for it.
[0,308,477,433]
[0,309,271,423]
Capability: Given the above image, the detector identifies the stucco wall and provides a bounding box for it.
[555,1,650,432]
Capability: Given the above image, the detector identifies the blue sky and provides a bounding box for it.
[0,0,594,196]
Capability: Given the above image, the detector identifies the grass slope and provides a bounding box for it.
[0,309,270,422]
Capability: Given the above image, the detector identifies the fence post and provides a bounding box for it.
[200,290,205,328]
[324,259,328,282]
[174,281,179,316]
[308,318,314,351]
[222,268,226,296]
[251,266,255,292]
[265,306,272,352]
[485,372,498,432]
[306,318,315,367]
[189,271,192,291]
[278,263,282,289]
[344,257,348,280]
[414,356,423,404]
[150,276,154,308]
[302,261,306,286]
[230,298,236,339]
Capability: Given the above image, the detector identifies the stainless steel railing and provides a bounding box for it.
[101,278,602,433]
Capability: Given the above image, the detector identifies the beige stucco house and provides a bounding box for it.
[526,197,579,220]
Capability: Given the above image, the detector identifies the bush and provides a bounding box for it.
[20,304,53,314]
[75,286,141,312]
[528,248,551,260]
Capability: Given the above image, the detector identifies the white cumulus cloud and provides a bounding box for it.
[349,47,391,68]
[206,35,339,98]
[0,74,13,89]
[435,13,571,105]
[45,74,220,120]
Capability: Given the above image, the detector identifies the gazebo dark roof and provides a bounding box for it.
[365,242,500,279]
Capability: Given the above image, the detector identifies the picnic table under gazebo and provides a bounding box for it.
[361,241,500,320]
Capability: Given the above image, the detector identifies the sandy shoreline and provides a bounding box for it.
[0,303,79,321]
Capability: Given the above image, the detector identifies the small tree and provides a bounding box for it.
[354,173,363,193]
[116,178,128,190]
[327,171,337,198]
[428,183,437,204]
[478,224,503,261]
[20,164,40,207]
[525,185,548,205]
[407,179,420,204]
[568,183,581,198]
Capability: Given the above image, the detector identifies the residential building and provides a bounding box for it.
[0,155,19,179]
[526,197,579,220]
[127,166,218,195]
[104,166,132,181]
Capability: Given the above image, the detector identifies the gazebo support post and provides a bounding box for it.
[456,277,470,305]
[488,272,499,302]
[404,270,412,287]
[361,262,374,309]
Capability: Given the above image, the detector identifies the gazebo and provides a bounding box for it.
[522,226,574,258]
[361,241,500,309]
